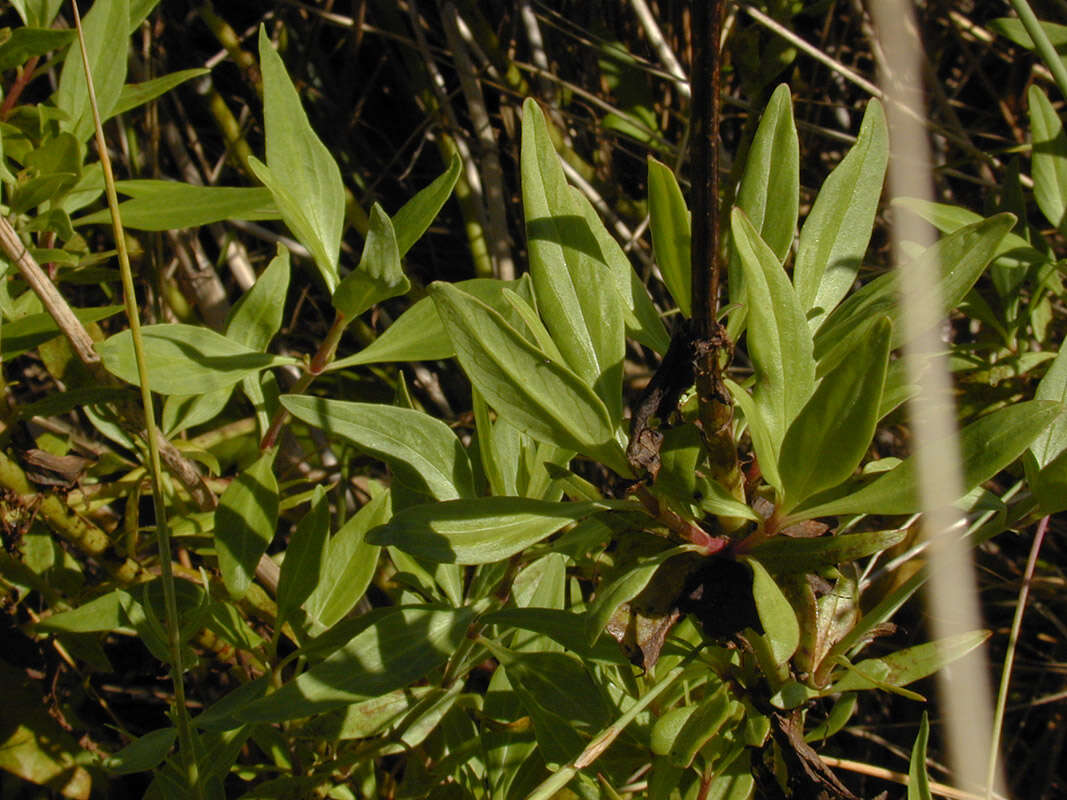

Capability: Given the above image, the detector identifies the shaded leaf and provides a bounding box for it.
[111,68,211,116]
[238,604,475,722]
[1030,84,1067,232]
[215,449,279,599]
[276,485,330,628]
[104,728,176,775]
[748,529,906,574]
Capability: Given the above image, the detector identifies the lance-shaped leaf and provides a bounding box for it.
[75,181,279,230]
[665,684,735,769]
[909,713,934,800]
[522,98,625,421]
[328,277,528,369]
[778,317,891,511]
[55,0,128,143]
[255,25,345,291]
[332,203,408,319]
[303,490,389,629]
[747,557,800,665]
[238,604,475,722]
[795,99,888,330]
[275,485,331,629]
[1029,84,1067,233]
[748,529,906,574]
[727,378,782,492]
[795,399,1063,519]
[827,630,990,695]
[215,449,279,599]
[368,497,602,564]
[736,83,799,262]
[429,282,627,475]
[104,728,176,775]
[226,245,291,351]
[1029,345,1067,513]
[813,213,1015,360]
[732,208,815,453]
[97,324,299,395]
[648,156,692,317]
[282,394,474,501]
[393,154,461,257]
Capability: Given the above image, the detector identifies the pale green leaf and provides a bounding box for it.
[796,400,1063,519]
[76,181,279,230]
[1029,85,1067,232]
[333,203,408,319]
[747,557,800,665]
[368,497,602,564]
[226,245,291,351]
[732,208,815,454]
[748,529,907,574]
[908,713,933,800]
[393,154,461,257]
[282,394,474,501]
[215,449,279,599]
[795,99,888,330]
[276,485,330,629]
[111,68,210,116]
[55,0,129,142]
[257,25,345,290]
[778,317,891,511]
[521,99,625,422]
[97,324,299,395]
[828,631,990,694]
[429,282,626,475]
[736,83,799,262]
[647,156,691,317]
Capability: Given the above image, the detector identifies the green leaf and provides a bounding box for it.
[778,317,891,511]
[908,713,933,800]
[991,17,1067,50]
[238,604,475,722]
[667,684,735,768]
[215,449,279,599]
[332,203,408,319]
[97,323,299,395]
[573,187,670,354]
[0,27,74,72]
[828,630,990,694]
[393,154,461,257]
[814,214,1015,359]
[368,497,602,564]
[796,400,1063,519]
[746,557,800,665]
[76,181,279,230]
[276,485,330,629]
[1032,344,1067,468]
[162,387,233,436]
[521,98,625,422]
[732,208,815,454]
[55,0,129,142]
[1,305,122,361]
[1030,84,1067,232]
[33,590,128,634]
[281,394,474,501]
[226,245,291,351]
[585,545,696,646]
[111,68,211,116]
[736,83,798,262]
[483,608,627,664]
[726,377,782,492]
[647,156,691,317]
[794,99,888,330]
[328,277,528,369]
[429,282,626,475]
[104,727,176,775]
[303,490,389,629]
[256,25,345,291]
[748,529,906,574]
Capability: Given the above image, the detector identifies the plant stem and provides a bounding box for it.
[986,514,1049,799]
[689,0,742,511]
[71,2,200,794]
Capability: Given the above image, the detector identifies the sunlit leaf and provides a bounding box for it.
[76,181,279,230]
[647,156,691,317]
[332,203,408,319]
[368,497,602,564]
[215,449,279,599]
[282,394,474,501]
